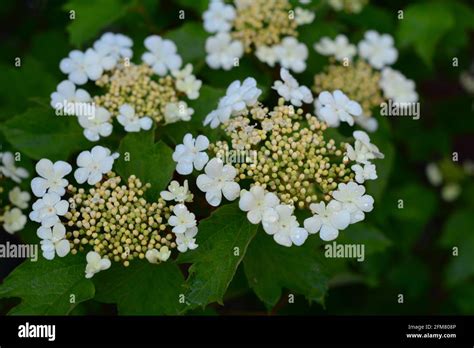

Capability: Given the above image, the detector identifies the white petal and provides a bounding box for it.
[205,190,222,207]
[35,159,54,178]
[304,216,322,234]
[55,240,70,257]
[31,177,49,197]
[291,227,308,246]
[239,190,255,212]
[222,182,240,201]
[52,223,66,239]
[320,224,339,241]
[247,210,262,224]
[37,226,52,240]
[274,232,292,247]
[53,161,72,177]
[54,200,69,216]
[193,152,209,171]
[176,161,194,175]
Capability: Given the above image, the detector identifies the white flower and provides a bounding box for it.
[345,130,384,164]
[314,35,356,62]
[315,90,362,127]
[272,68,313,107]
[145,246,171,263]
[164,101,194,124]
[441,183,461,202]
[50,80,91,115]
[160,180,193,203]
[172,64,202,99]
[0,152,29,183]
[255,45,278,67]
[203,0,236,33]
[2,208,27,234]
[358,30,398,69]
[205,32,244,70]
[332,182,374,224]
[274,37,308,73]
[239,185,280,224]
[29,192,69,228]
[172,133,210,175]
[117,103,153,132]
[426,163,442,186]
[171,63,193,80]
[85,251,111,278]
[176,226,199,252]
[351,163,377,183]
[294,7,315,25]
[31,159,72,197]
[304,200,351,241]
[59,48,116,85]
[77,106,113,142]
[262,204,308,247]
[142,35,182,76]
[168,204,197,234]
[93,32,133,60]
[379,68,418,103]
[74,146,119,186]
[204,77,261,128]
[176,75,201,100]
[196,158,240,206]
[9,187,30,209]
[37,223,70,260]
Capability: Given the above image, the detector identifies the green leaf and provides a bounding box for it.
[0,255,94,315]
[93,261,185,315]
[338,4,396,33]
[437,1,474,58]
[0,106,90,161]
[29,31,70,77]
[174,0,208,14]
[439,210,474,287]
[243,232,328,309]
[451,282,474,314]
[396,1,454,67]
[387,257,430,300]
[338,223,391,255]
[115,129,175,200]
[0,57,56,120]
[164,22,207,65]
[63,0,132,47]
[178,203,258,308]
[389,184,437,225]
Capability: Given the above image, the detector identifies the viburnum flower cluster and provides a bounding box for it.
[203,0,314,72]
[0,152,30,234]
[28,145,201,278]
[171,72,384,247]
[52,32,202,141]
[313,30,418,132]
